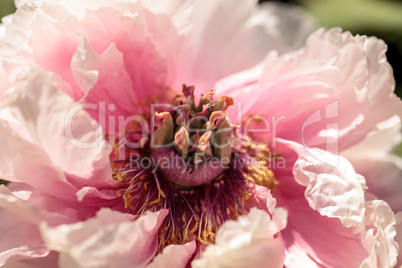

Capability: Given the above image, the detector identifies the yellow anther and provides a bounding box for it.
[148,198,161,206]
[158,189,166,198]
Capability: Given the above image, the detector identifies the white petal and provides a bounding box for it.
[342,123,402,157]
[357,200,399,268]
[341,124,402,213]
[288,140,365,227]
[192,208,286,268]
[40,208,168,268]
[146,241,196,268]
[394,212,402,267]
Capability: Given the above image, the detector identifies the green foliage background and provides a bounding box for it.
[0,0,15,18]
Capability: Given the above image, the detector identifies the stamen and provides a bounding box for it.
[215,94,234,111]
[198,131,212,152]
[174,127,190,159]
[175,106,191,127]
[182,85,195,110]
[211,118,232,165]
[153,112,174,147]
[209,111,225,130]
[110,85,280,252]
[199,89,216,106]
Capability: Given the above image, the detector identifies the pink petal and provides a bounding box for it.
[76,38,153,131]
[341,125,402,213]
[146,241,196,268]
[0,69,123,207]
[40,208,168,268]
[5,0,314,105]
[217,28,402,152]
[1,68,113,185]
[189,1,315,90]
[280,197,368,268]
[140,0,315,91]
[70,36,99,97]
[1,252,59,268]
[0,215,48,266]
[77,8,168,105]
[0,185,74,266]
[180,0,277,90]
[5,2,169,108]
[274,139,398,267]
[7,182,119,221]
[244,184,273,212]
[0,116,78,200]
[0,185,75,227]
[29,5,81,99]
[348,156,402,214]
[62,7,170,132]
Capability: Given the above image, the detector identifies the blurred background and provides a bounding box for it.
[0,0,401,185]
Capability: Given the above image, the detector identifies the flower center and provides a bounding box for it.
[150,85,235,187]
[109,85,279,250]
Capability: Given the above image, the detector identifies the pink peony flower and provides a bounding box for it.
[0,1,401,268]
